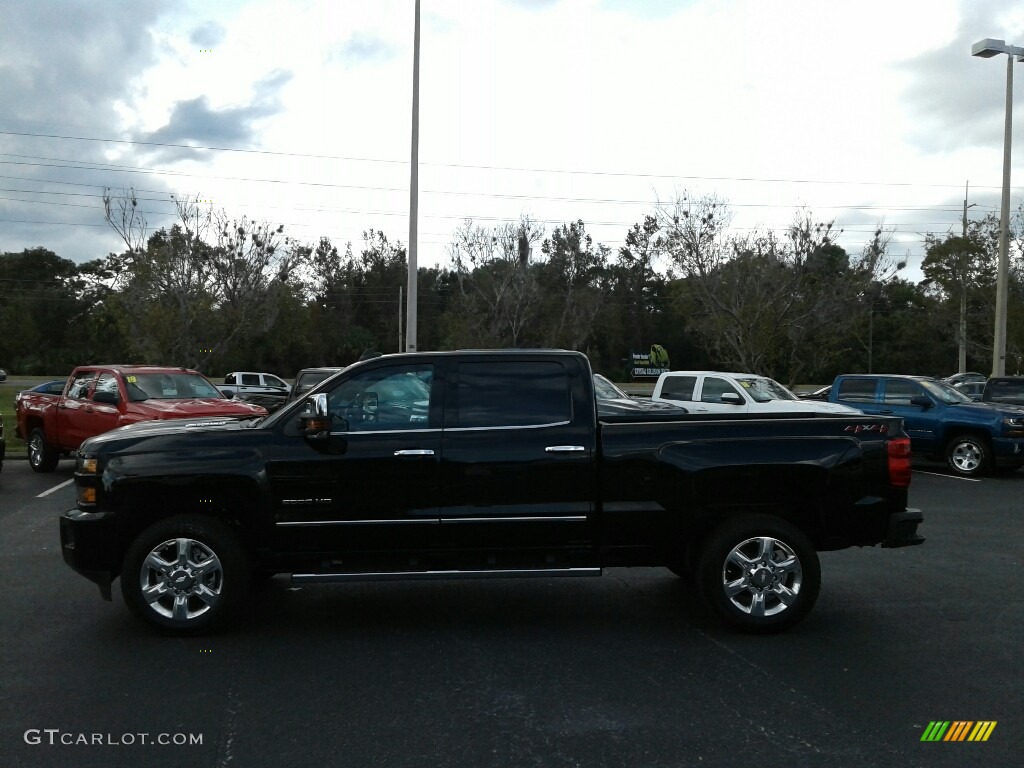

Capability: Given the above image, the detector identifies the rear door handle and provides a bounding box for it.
[394,449,435,456]
[545,445,585,453]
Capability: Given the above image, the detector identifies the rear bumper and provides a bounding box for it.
[882,508,925,548]
[60,509,119,600]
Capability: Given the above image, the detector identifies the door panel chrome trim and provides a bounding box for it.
[440,516,587,524]
[545,445,585,453]
[292,567,602,584]
[328,428,441,436]
[276,519,439,527]
[444,420,571,432]
[393,449,435,456]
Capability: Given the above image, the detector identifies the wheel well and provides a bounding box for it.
[679,504,826,564]
[115,482,266,569]
[941,428,991,451]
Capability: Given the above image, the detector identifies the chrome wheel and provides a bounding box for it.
[139,537,224,622]
[949,441,982,473]
[720,536,803,618]
[28,433,44,468]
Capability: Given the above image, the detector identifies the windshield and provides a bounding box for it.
[593,374,629,400]
[735,376,798,403]
[921,379,973,404]
[125,372,223,401]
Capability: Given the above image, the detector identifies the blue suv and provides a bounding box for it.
[830,374,1024,477]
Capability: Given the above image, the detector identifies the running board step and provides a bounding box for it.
[291,567,602,584]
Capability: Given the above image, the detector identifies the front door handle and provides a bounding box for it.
[394,449,435,456]
[880,409,894,414]
[545,445,585,453]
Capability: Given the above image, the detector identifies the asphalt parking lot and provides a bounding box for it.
[0,457,1019,768]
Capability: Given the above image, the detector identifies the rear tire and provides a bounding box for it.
[121,515,251,635]
[945,434,990,478]
[27,428,60,472]
[696,515,820,634]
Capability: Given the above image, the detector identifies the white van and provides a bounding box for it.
[652,371,861,415]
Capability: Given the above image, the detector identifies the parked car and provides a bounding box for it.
[218,371,290,412]
[0,368,7,382]
[981,376,1024,406]
[953,380,986,401]
[593,373,688,417]
[16,365,267,472]
[287,366,345,403]
[943,371,986,387]
[62,349,922,636]
[829,373,1024,477]
[653,371,861,415]
[797,385,832,401]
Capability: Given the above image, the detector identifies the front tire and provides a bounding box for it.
[696,515,820,634]
[120,515,250,635]
[27,428,60,472]
[945,434,990,478]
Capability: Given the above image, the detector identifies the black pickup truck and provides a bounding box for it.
[61,350,923,635]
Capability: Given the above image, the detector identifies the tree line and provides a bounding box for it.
[1,189,1023,385]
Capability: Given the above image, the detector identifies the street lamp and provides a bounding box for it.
[972,38,1024,377]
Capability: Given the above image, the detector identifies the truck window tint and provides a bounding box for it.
[883,379,922,405]
[455,361,570,428]
[661,376,696,401]
[988,380,1024,402]
[93,373,120,400]
[266,375,287,388]
[67,372,96,400]
[838,379,876,403]
[326,365,433,431]
[241,374,260,386]
[701,377,741,403]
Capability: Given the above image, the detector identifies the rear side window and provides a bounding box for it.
[454,361,570,428]
[838,378,877,403]
[660,375,697,401]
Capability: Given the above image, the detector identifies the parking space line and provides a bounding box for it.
[37,479,74,497]
[912,470,981,482]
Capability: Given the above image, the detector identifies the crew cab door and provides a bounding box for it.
[75,372,124,441]
[55,370,98,450]
[438,356,596,553]
[879,378,941,452]
[267,361,442,552]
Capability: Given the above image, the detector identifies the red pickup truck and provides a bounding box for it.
[16,365,267,472]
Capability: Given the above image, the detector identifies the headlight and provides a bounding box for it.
[77,455,97,474]
[1004,417,1024,431]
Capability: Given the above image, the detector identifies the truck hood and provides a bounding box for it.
[755,400,862,415]
[80,415,255,451]
[131,398,266,418]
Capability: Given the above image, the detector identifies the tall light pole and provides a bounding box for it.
[972,38,1023,377]
[405,0,421,353]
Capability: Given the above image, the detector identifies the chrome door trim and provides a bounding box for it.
[393,449,435,456]
[444,420,571,433]
[292,567,602,583]
[275,519,439,527]
[545,445,585,453]
[440,516,587,524]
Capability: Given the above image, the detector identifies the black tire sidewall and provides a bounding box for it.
[697,515,821,634]
[120,515,251,635]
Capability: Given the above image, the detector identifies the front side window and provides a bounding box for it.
[454,361,570,428]
[265,375,288,389]
[326,364,434,431]
[701,377,743,404]
[883,379,924,405]
[93,373,121,401]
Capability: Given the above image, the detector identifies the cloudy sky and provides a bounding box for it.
[2,0,1023,281]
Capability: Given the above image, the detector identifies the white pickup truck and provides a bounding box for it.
[652,371,861,415]
[217,371,290,411]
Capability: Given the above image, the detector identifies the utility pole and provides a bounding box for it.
[959,181,977,374]
[405,0,420,353]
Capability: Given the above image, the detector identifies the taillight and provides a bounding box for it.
[887,437,911,487]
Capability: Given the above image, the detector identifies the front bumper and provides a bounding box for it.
[882,508,925,548]
[60,509,118,600]
[992,436,1024,467]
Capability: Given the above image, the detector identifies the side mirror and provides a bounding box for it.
[910,395,932,409]
[223,390,234,399]
[720,392,743,405]
[93,390,119,405]
[301,393,333,442]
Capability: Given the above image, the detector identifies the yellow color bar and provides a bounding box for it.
[968,721,997,742]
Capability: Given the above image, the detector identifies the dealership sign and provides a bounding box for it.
[631,345,670,378]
